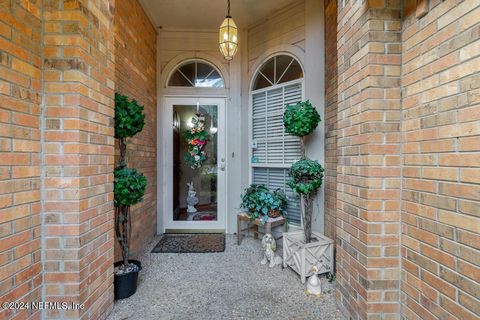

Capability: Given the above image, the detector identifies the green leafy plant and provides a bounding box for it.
[115,93,145,139]
[240,185,288,224]
[114,167,147,207]
[114,93,147,269]
[283,100,323,243]
[327,272,335,283]
[283,100,321,137]
[271,189,288,212]
[288,159,324,196]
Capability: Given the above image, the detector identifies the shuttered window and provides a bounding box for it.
[251,64,304,224]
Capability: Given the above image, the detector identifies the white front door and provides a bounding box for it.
[162,97,226,232]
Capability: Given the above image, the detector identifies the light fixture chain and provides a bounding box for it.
[227,0,231,17]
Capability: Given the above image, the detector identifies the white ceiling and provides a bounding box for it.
[139,0,299,29]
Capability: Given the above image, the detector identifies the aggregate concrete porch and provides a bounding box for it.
[107,236,344,320]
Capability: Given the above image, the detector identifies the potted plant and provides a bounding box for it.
[113,93,147,299]
[240,185,288,224]
[282,100,334,283]
[269,188,288,218]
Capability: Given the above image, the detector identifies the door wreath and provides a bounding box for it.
[183,113,209,169]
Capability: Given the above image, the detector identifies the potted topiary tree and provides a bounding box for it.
[282,100,334,283]
[113,93,147,299]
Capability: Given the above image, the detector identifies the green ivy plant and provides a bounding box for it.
[283,100,321,137]
[288,158,324,196]
[114,92,147,270]
[114,167,147,207]
[115,93,145,139]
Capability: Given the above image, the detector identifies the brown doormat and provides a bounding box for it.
[151,234,225,253]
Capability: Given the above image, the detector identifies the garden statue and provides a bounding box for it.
[186,182,199,213]
[261,233,282,268]
[306,266,322,297]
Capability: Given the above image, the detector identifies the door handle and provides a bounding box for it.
[219,163,225,171]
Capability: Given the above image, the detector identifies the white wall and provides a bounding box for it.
[242,0,326,233]
[304,0,325,234]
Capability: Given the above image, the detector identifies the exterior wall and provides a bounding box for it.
[42,1,116,319]
[0,1,43,319]
[401,1,480,319]
[114,0,157,258]
[324,0,337,242]
[246,0,328,233]
[247,0,305,71]
[332,1,480,320]
[158,30,228,79]
[1,0,157,318]
[335,1,402,319]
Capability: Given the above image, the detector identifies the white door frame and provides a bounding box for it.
[161,97,227,232]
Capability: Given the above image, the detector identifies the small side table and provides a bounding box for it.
[237,212,285,245]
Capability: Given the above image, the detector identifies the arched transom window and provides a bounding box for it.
[167,60,224,88]
[250,54,304,225]
[252,54,303,91]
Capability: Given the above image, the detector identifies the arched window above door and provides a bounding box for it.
[167,60,225,88]
[252,54,303,91]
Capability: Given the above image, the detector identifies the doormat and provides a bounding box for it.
[151,234,225,253]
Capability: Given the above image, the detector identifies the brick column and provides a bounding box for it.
[335,1,402,319]
[42,0,115,319]
[0,1,43,319]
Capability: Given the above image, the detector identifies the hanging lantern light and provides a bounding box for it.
[219,0,238,60]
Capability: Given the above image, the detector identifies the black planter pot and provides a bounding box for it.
[114,259,142,300]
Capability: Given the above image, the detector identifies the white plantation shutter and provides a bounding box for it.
[251,81,303,224]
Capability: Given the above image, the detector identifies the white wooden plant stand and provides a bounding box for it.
[283,231,334,283]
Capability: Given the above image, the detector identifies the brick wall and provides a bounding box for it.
[324,0,337,244]
[1,0,157,319]
[335,1,402,319]
[401,1,480,319]
[42,0,116,319]
[113,0,157,259]
[330,0,480,319]
[0,1,43,319]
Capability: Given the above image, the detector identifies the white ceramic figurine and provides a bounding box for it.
[306,266,322,297]
[261,233,282,268]
[186,182,198,213]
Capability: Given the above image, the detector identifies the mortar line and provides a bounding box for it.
[39,2,46,319]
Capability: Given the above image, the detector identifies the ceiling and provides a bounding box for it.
[139,0,299,29]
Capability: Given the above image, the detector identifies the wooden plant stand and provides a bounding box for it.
[237,212,285,245]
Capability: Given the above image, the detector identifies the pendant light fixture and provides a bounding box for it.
[219,0,238,60]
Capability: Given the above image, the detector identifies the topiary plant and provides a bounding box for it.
[114,167,147,207]
[115,93,145,139]
[283,100,321,137]
[283,100,322,243]
[288,159,324,196]
[114,93,147,270]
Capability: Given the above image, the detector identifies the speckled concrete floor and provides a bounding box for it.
[107,235,345,320]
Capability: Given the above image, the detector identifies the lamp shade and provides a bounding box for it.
[219,16,238,60]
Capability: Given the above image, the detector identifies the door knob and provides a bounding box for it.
[219,163,226,171]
